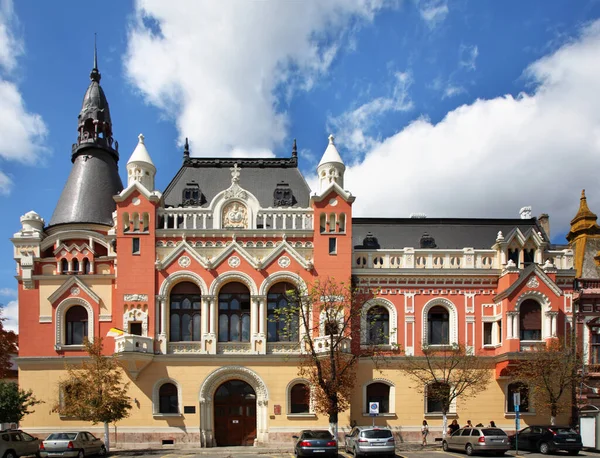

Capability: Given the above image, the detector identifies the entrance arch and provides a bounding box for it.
[199,366,269,447]
[214,380,256,446]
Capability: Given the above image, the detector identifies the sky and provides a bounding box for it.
[1,0,600,333]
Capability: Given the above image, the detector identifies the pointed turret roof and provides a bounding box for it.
[128,134,155,167]
[318,134,345,167]
[567,189,600,242]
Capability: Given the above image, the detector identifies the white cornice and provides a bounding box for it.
[114,181,162,203]
[310,182,355,204]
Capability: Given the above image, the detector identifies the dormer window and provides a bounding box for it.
[182,182,203,207]
[420,232,437,249]
[273,181,295,207]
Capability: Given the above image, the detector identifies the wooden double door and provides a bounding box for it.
[214,380,257,446]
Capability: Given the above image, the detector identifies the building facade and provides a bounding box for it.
[12,60,578,447]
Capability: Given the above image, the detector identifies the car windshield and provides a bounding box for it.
[362,430,392,439]
[482,429,507,436]
[549,428,577,435]
[46,433,77,441]
[303,431,333,439]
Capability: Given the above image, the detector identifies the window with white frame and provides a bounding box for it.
[428,306,449,345]
[366,382,390,413]
[426,382,451,414]
[153,380,181,415]
[519,300,541,341]
[507,382,530,413]
[367,306,389,345]
[592,333,600,365]
[65,306,88,345]
[289,383,310,414]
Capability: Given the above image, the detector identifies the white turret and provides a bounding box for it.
[127,133,156,191]
[317,134,345,192]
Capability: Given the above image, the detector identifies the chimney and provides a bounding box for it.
[538,213,550,239]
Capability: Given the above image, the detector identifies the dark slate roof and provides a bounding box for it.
[49,148,123,227]
[352,217,547,250]
[163,156,311,208]
[581,237,600,279]
[79,79,111,126]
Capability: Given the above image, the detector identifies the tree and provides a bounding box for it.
[512,338,583,425]
[0,381,42,424]
[402,344,492,437]
[275,277,389,443]
[55,338,132,451]
[0,305,18,379]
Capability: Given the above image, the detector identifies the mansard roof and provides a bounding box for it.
[163,155,311,209]
[353,217,548,250]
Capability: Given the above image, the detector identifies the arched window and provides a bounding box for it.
[367,306,389,345]
[72,259,79,274]
[329,213,336,232]
[122,212,130,233]
[338,213,346,233]
[366,382,390,413]
[426,382,450,413]
[428,306,449,345]
[520,300,541,341]
[290,383,310,414]
[65,305,88,345]
[132,212,140,232]
[143,213,149,232]
[60,259,68,274]
[320,214,326,233]
[159,383,179,414]
[169,282,201,342]
[82,258,91,274]
[507,382,529,413]
[218,282,251,342]
[267,283,298,342]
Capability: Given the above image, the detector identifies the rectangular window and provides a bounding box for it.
[592,334,600,365]
[129,322,143,336]
[483,322,493,346]
[498,320,502,344]
[132,237,140,255]
[329,237,337,255]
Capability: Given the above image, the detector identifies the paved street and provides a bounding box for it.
[112,448,600,458]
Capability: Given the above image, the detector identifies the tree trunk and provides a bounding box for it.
[329,411,338,448]
[550,415,556,426]
[103,421,110,452]
[442,413,448,438]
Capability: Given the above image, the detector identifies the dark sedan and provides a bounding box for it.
[509,426,582,455]
[292,430,337,457]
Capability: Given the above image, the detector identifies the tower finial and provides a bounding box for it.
[183,137,190,163]
[292,138,297,157]
[328,134,335,144]
[90,33,101,82]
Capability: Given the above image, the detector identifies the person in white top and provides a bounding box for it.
[421,420,429,446]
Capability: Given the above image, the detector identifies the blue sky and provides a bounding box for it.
[2,0,600,332]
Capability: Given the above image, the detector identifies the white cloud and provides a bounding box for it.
[1,299,17,333]
[459,44,479,71]
[0,0,48,195]
[342,19,600,238]
[443,84,466,99]
[0,288,16,297]
[418,0,449,29]
[125,0,395,156]
[327,71,413,155]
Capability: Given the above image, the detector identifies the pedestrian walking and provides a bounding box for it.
[421,420,429,446]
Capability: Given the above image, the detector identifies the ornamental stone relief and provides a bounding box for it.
[123,294,148,302]
[70,287,80,296]
[228,256,241,268]
[278,256,291,268]
[222,202,248,229]
[178,256,191,268]
[526,276,539,288]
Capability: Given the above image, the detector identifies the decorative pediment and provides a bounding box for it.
[48,276,101,306]
[260,240,312,271]
[53,242,96,257]
[114,180,162,203]
[310,181,355,204]
[494,263,562,303]
[207,241,260,270]
[155,240,210,270]
[40,230,112,253]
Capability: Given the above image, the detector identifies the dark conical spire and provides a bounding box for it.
[49,39,123,228]
[292,138,297,157]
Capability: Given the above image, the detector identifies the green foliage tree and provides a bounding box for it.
[0,381,42,424]
[0,306,18,379]
[512,338,583,425]
[55,338,132,451]
[402,344,492,437]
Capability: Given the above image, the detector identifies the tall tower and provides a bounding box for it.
[317,134,345,192]
[126,133,156,192]
[49,42,123,227]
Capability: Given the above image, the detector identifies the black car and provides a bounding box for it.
[292,430,337,457]
[509,426,582,455]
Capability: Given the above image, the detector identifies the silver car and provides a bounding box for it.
[40,432,106,458]
[0,430,41,458]
[345,426,395,457]
[442,427,509,456]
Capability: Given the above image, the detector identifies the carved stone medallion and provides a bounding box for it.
[526,276,539,288]
[178,256,191,268]
[228,256,241,268]
[223,202,248,229]
[70,287,80,296]
[278,256,291,268]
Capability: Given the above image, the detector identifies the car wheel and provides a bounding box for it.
[98,446,107,457]
[443,441,449,452]
[77,450,85,458]
[466,444,474,456]
[3,450,17,458]
[354,446,362,458]
[539,442,550,455]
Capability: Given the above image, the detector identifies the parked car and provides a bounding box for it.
[344,426,395,457]
[442,427,510,456]
[292,430,337,457]
[0,430,41,458]
[509,426,582,455]
[39,432,106,458]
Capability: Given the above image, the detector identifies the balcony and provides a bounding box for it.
[313,335,351,354]
[353,249,497,270]
[114,335,154,380]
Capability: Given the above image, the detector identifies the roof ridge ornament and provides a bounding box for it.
[90,33,101,83]
[230,163,241,184]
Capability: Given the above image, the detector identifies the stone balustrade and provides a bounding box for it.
[114,334,154,353]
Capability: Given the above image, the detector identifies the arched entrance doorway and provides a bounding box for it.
[214,380,257,446]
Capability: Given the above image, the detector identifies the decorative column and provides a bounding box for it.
[202,295,217,354]
[507,312,519,339]
[546,311,558,337]
[252,295,267,354]
[156,295,167,354]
